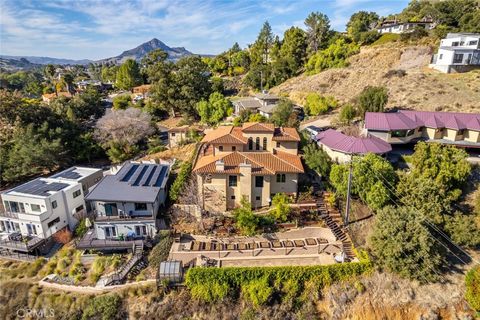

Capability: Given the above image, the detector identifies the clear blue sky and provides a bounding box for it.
[0,0,410,60]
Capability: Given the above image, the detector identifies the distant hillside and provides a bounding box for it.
[0,55,91,65]
[271,42,480,113]
[96,38,194,64]
[0,57,42,71]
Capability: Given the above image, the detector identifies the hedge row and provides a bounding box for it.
[185,262,373,304]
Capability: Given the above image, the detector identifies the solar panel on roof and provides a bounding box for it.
[14,180,69,196]
[143,166,157,186]
[149,165,163,187]
[128,165,146,185]
[138,165,155,186]
[51,168,82,180]
[132,165,148,186]
[154,166,167,187]
[120,164,138,182]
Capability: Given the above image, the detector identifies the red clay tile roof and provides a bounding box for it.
[193,151,304,175]
[272,127,301,141]
[168,125,189,132]
[201,126,247,144]
[242,122,275,132]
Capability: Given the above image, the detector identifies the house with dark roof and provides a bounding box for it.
[232,93,280,115]
[194,123,303,212]
[364,110,480,147]
[316,129,392,163]
[84,161,171,241]
[0,167,102,253]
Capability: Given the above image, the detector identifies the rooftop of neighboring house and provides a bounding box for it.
[233,93,280,110]
[50,166,103,182]
[258,104,277,115]
[445,33,480,39]
[201,123,300,145]
[168,125,191,133]
[2,178,77,199]
[2,166,102,199]
[85,162,170,203]
[316,129,392,155]
[377,16,434,28]
[193,149,304,175]
[365,110,480,131]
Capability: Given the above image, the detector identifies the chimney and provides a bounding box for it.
[215,159,224,171]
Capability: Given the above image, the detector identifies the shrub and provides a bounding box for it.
[338,103,356,125]
[357,86,388,118]
[444,212,480,248]
[465,266,480,313]
[304,93,338,116]
[306,39,359,74]
[82,294,124,320]
[169,160,193,202]
[185,262,372,303]
[74,218,88,238]
[148,231,173,270]
[271,193,292,222]
[241,278,273,307]
[233,197,260,236]
[53,228,73,244]
[148,145,166,154]
[112,94,132,110]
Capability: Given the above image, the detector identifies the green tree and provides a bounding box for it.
[233,197,259,236]
[279,27,307,75]
[250,21,274,65]
[338,103,356,125]
[113,94,132,110]
[196,92,233,125]
[397,142,471,224]
[346,11,379,43]
[271,99,298,127]
[368,205,443,283]
[444,212,480,248]
[101,65,118,83]
[304,12,331,53]
[303,143,332,177]
[305,39,359,74]
[115,59,142,90]
[357,86,388,118]
[330,153,396,210]
[304,93,338,116]
[271,193,292,222]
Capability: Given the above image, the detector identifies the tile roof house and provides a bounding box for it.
[316,129,392,163]
[364,110,480,147]
[83,161,171,243]
[194,123,303,212]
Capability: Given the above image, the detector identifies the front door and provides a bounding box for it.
[105,203,118,216]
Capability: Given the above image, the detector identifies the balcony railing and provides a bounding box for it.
[0,235,45,252]
[93,210,154,221]
[0,211,19,219]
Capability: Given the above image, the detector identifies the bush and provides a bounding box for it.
[444,212,480,248]
[112,94,132,110]
[271,193,292,222]
[233,197,260,236]
[74,218,88,238]
[465,266,480,313]
[357,86,388,118]
[338,103,356,125]
[148,145,166,154]
[306,39,360,74]
[241,278,273,306]
[148,231,173,270]
[304,93,338,116]
[169,160,193,202]
[185,262,372,303]
[82,294,124,320]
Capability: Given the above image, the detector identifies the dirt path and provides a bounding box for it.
[38,277,156,294]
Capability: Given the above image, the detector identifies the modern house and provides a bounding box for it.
[364,110,480,147]
[316,129,392,163]
[430,33,480,73]
[83,161,171,242]
[193,123,304,212]
[0,167,103,253]
[233,93,280,115]
[376,17,435,34]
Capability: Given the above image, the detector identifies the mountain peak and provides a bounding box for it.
[98,38,193,64]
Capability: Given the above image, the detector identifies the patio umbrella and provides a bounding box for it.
[84,217,92,228]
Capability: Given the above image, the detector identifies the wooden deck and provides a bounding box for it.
[76,230,143,251]
[0,236,46,253]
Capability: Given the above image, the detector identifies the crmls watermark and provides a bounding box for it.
[16,308,55,318]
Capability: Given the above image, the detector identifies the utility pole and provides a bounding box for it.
[344,154,354,228]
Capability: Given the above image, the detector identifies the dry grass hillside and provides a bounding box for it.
[271,42,480,113]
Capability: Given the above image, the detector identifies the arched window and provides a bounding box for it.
[248,137,253,150]
[255,137,260,150]
[263,137,267,150]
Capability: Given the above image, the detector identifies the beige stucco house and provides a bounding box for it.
[193,123,304,212]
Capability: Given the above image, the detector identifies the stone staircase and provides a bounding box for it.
[313,186,355,261]
[104,242,145,286]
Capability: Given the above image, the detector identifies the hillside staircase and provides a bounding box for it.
[104,242,146,286]
[313,185,355,261]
